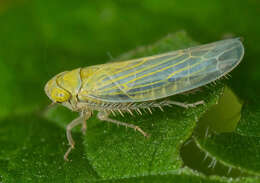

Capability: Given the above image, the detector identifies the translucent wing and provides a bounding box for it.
[79,38,244,103]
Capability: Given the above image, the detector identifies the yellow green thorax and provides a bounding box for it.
[78,66,103,103]
[56,68,82,96]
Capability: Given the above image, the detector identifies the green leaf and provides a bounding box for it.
[236,99,260,137]
[0,115,99,182]
[97,168,259,183]
[194,89,260,176]
[195,132,260,176]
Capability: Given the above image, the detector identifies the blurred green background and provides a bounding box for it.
[0,0,260,182]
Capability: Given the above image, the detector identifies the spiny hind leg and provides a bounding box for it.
[64,111,91,161]
[166,100,205,108]
[97,111,148,137]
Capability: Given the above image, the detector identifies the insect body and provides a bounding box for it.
[44,38,244,160]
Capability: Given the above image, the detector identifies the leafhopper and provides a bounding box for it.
[44,38,244,160]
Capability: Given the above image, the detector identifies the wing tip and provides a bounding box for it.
[226,37,245,63]
[235,37,245,63]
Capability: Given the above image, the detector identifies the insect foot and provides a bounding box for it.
[64,145,74,161]
[186,100,205,108]
[134,125,149,138]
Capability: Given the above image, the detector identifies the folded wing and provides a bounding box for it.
[80,38,244,103]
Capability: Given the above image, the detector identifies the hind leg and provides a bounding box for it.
[97,111,148,137]
[167,100,204,108]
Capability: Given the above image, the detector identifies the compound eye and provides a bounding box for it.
[51,87,71,103]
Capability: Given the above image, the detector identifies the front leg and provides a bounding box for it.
[97,110,148,137]
[64,111,91,161]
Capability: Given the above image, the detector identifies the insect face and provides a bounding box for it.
[44,76,71,103]
[45,68,82,106]
[51,87,71,103]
